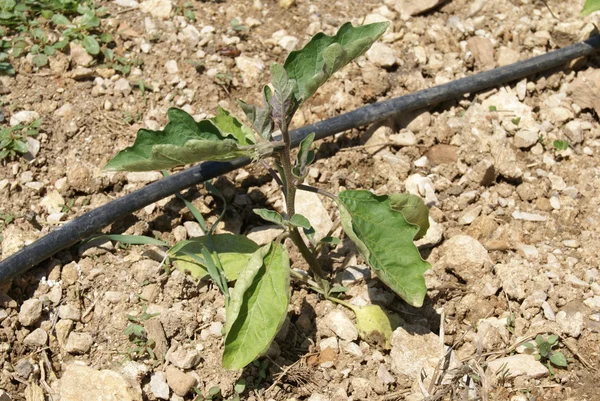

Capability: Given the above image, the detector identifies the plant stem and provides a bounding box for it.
[279,131,296,217]
[279,122,328,292]
[289,268,322,292]
[289,227,325,280]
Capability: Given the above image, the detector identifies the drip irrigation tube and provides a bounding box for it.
[1,35,600,283]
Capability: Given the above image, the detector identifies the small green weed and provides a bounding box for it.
[552,139,569,151]
[0,213,14,236]
[523,334,568,375]
[252,360,269,387]
[505,313,516,335]
[101,49,142,76]
[123,306,160,360]
[214,72,234,92]
[0,118,41,160]
[496,362,511,383]
[193,379,245,401]
[122,110,142,125]
[230,18,248,36]
[0,0,113,72]
[174,1,196,22]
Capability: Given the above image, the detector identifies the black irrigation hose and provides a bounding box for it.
[2,35,600,283]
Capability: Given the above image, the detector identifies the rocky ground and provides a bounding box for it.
[1,0,600,400]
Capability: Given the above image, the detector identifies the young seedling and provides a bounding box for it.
[0,0,116,73]
[0,118,41,160]
[523,334,568,375]
[552,139,569,151]
[123,305,160,361]
[105,21,431,369]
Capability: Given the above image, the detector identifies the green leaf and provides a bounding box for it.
[329,285,347,294]
[234,379,246,394]
[238,85,273,140]
[30,27,46,40]
[78,11,99,30]
[283,22,389,103]
[223,242,290,369]
[547,334,558,345]
[289,214,311,230]
[582,0,600,15]
[124,323,145,337]
[549,352,567,367]
[104,108,262,171]
[12,41,26,58]
[207,386,221,397]
[336,190,430,307]
[319,236,342,245]
[293,132,315,178]
[51,13,70,26]
[53,40,69,50]
[43,45,55,56]
[12,139,28,154]
[253,208,284,226]
[535,335,545,346]
[354,304,401,349]
[205,180,227,235]
[161,169,208,231]
[32,54,48,67]
[224,244,270,334]
[82,35,100,55]
[101,32,113,43]
[86,234,168,246]
[209,106,255,146]
[388,193,430,240]
[538,341,551,358]
[269,63,299,127]
[0,62,15,76]
[303,225,315,243]
[169,234,259,280]
[553,139,569,151]
[199,245,228,298]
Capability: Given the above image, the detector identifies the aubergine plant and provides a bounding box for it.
[582,0,600,15]
[105,21,432,369]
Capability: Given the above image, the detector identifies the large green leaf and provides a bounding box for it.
[283,22,389,103]
[169,234,260,281]
[293,132,315,179]
[105,108,261,171]
[223,242,290,369]
[388,193,430,240]
[582,0,600,15]
[253,208,285,227]
[337,190,430,307]
[238,85,273,140]
[210,106,256,146]
[269,63,300,128]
